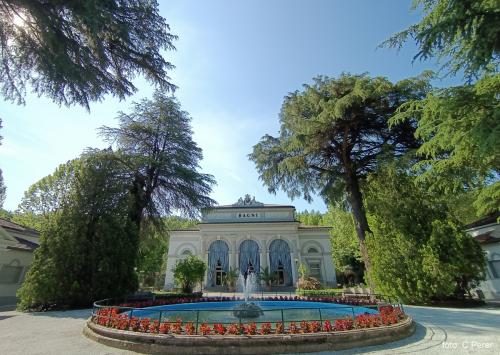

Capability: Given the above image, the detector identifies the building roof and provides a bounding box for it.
[209,194,295,210]
[465,212,500,230]
[473,231,500,245]
[0,218,39,237]
[298,225,332,230]
[6,236,40,251]
[211,203,295,210]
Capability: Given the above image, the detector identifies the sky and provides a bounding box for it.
[0,0,446,213]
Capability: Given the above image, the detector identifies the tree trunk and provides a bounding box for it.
[129,174,147,229]
[344,169,374,288]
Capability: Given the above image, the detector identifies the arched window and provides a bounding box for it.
[307,247,319,254]
[208,240,229,287]
[239,240,260,276]
[182,249,192,256]
[269,239,292,286]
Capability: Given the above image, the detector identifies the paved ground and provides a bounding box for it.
[0,305,499,354]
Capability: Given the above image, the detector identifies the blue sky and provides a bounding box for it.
[1,1,444,213]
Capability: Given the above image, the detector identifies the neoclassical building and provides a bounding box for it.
[164,195,336,290]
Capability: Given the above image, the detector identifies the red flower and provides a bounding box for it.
[159,321,171,334]
[259,322,272,335]
[200,323,211,335]
[227,323,240,335]
[274,322,284,334]
[213,323,226,335]
[185,322,195,335]
[289,321,299,334]
[324,320,332,332]
[333,318,354,331]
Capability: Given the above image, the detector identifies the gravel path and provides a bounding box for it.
[1,305,499,354]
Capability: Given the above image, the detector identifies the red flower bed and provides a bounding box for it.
[92,302,406,336]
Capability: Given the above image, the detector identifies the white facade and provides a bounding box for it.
[0,219,40,307]
[466,214,500,301]
[164,195,336,290]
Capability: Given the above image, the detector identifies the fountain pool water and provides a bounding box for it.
[133,301,378,324]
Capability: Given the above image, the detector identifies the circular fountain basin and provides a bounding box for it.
[132,301,378,323]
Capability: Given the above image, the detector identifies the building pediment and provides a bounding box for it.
[202,195,296,224]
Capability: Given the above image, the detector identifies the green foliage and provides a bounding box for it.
[324,207,362,272]
[223,267,239,287]
[392,74,500,216]
[137,216,197,288]
[10,212,45,232]
[298,263,308,279]
[173,255,206,294]
[0,0,177,108]
[99,91,216,229]
[17,152,139,310]
[259,266,275,286]
[0,208,12,220]
[383,0,500,79]
[250,73,431,278]
[296,210,324,226]
[364,163,486,303]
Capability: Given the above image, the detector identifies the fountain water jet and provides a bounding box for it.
[232,272,263,318]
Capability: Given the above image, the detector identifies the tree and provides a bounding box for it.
[0,0,177,108]
[99,92,216,230]
[323,207,362,274]
[385,0,500,217]
[383,0,500,79]
[250,73,430,279]
[137,216,197,289]
[392,74,499,217]
[173,255,206,293]
[296,210,324,226]
[364,162,485,303]
[17,151,139,309]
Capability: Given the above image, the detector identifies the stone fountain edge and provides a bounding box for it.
[83,316,416,354]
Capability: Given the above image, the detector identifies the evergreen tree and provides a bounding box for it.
[323,207,362,273]
[17,151,138,309]
[250,73,430,280]
[0,0,177,108]
[385,0,499,216]
[383,0,500,79]
[392,75,499,216]
[364,162,486,303]
[137,216,197,288]
[99,92,216,230]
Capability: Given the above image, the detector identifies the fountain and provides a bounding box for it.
[232,272,264,318]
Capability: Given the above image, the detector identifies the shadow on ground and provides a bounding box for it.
[26,308,92,320]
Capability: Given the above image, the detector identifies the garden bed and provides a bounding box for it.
[84,315,415,354]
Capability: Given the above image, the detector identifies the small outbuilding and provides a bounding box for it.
[0,218,40,307]
[466,212,500,301]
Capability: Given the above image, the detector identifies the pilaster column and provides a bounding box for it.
[290,251,297,286]
[260,240,268,270]
[228,251,234,271]
[204,251,210,288]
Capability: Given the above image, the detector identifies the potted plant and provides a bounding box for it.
[259,266,275,291]
[223,267,239,292]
